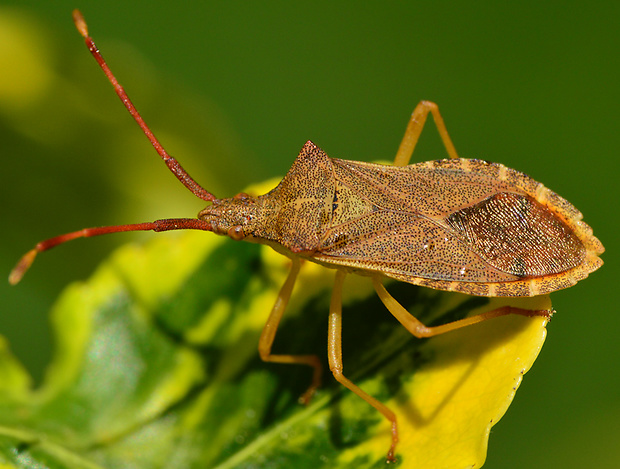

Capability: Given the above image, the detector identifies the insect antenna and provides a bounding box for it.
[72,9,216,203]
[9,218,215,285]
[10,11,221,285]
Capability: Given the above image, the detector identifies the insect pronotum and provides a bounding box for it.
[10,10,605,462]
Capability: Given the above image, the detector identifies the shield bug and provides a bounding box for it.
[9,10,604,462]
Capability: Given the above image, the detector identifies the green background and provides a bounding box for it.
[1,2,618,468]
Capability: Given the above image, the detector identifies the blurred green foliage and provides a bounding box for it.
[0,2,618,468]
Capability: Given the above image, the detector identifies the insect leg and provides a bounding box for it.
[372,278,552,338]
[258,257,323,404]
[328,270,399,462]
[393,100,459,167]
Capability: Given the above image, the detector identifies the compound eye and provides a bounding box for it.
[228,225,245,241]
[233,192,250,201]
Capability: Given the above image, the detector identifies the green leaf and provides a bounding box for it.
[1,179,549,468]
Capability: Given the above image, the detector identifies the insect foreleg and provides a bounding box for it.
[372,277,553,338]
[258,257,322,404]
[328,270,399,462]
[393,100,460,167]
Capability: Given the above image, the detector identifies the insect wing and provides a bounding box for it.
[313,158,602,297]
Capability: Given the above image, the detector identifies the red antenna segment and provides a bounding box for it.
[9,10,219,285]
[72,10,216,203]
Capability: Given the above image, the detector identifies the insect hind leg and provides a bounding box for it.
[258,257,322,404]
[372,277,553,338]
[393,100,460,167]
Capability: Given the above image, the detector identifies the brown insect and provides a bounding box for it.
[10,10,604,462]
